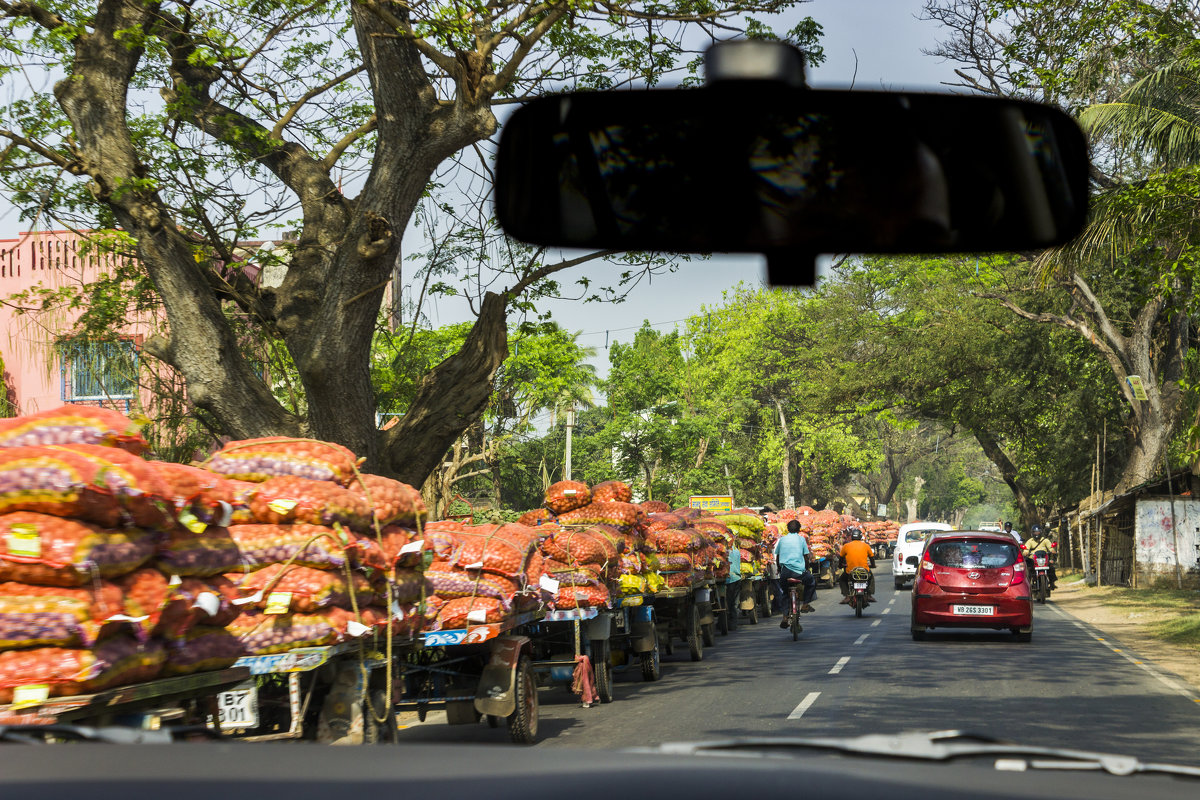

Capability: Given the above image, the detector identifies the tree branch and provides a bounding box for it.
[271,65,368,140]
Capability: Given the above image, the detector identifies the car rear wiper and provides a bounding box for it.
[0,724,220,744]
[640,730,1200,778]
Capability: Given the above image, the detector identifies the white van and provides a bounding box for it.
[892,522,954,589]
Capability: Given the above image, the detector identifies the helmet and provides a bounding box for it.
[850,529,863,540]
[1032,524,1042,533]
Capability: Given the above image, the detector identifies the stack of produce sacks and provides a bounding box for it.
[713,512,766,580]
[0,406,173,707]
[399,520,542,628]
[863,519,899,549]
[206,437,423,653]
[693,518,734,581]
[517,479,656,604]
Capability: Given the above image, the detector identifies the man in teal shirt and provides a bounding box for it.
[774,520,816,628]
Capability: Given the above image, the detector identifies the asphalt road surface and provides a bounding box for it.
[394,564,1200,764]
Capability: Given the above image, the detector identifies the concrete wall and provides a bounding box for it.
[1134,497,1200,580]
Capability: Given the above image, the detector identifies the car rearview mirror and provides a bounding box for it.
[495,83,1089,285]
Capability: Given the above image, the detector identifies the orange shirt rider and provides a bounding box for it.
[840,539,874,571]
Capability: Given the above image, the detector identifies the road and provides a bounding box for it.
[394,564,1200,764]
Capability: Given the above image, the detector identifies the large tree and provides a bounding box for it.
[0,0,818,482]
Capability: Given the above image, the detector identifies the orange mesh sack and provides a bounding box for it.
[227,564,379,613]
[0,637,166,703]
[435,596,506,629]
[453,525,540,578]
[205,437,360,486]
[0,581,132,650]
[48,444,174,529]
[117,569,239,639]
[543,481,591,514]
[0,512,155,586]
[163,627,245,675]
[557,501,640,529]
[150,462,236,528]
[0,447,124,526]
[245,477,372,531]
[228,523,356,571]
[0,405,148,455]
[517,508,556,526]
[553,584,610,610]
[346,474,427,526]
[591,480,633,503]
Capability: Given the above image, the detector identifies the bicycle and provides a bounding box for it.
[784,577,805,640]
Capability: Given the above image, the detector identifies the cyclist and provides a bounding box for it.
[838,528,877,603]
[774,519,816,629]
[1022,524,1057,590]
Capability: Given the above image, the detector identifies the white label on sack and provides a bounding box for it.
[464,561,484,571]
[563,489,577,495]
[267,498,298,515]
[539,574,561,593]
[11,684,50,709]
[345,620,370,637]
[466,609,489,623]
[391,600,406,620]
[215,501,234,528]
[168,574,183,586]
[264,592,292,615]
[105,614,150,623]
[232,591,264,607]
[192,592,222,617]
[399,539,424,555]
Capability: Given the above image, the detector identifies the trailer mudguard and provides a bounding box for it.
[585,612,613,640]
[474,635,530,718]
[628,606,656,654]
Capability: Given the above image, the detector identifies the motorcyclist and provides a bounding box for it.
[838,528,877,604]
[1022,524,1057,590]
[774,519,816,628]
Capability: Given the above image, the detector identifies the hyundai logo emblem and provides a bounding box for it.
[967,571,981,579]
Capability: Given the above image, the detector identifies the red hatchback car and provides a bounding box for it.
[908,531,1033,642]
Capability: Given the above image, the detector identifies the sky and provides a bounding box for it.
[420,0,967,379]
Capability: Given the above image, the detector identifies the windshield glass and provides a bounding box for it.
[1,0,1199,780]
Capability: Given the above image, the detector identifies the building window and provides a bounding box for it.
[58,339,137,401]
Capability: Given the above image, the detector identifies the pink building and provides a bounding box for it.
[0,228,158,417]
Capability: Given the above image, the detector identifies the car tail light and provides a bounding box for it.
[1010,561,1026,585]
[919,559,937,585]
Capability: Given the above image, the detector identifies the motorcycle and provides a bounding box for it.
[1031,551,1052,604]
[847,566,872,618]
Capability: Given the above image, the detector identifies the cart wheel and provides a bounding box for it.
[591,639,614,704]
[686,605,703,662]
[640,627,662,682]
[507,656,539,745]
[702,621,716,648]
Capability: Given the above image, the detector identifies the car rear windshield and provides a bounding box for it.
[927,540,1019,569]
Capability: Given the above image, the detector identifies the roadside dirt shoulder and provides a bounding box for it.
[1051,581,1200,694]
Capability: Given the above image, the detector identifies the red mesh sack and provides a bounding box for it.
[0,512,155,586]
[542,559,602,587]
[553,584,610,610]
[639,500,671,513]
[645,513,686,533]
[453,525,539,578]
[648,528,702,554]
[227,610,344,655]
[517,508,555,526]
[345,474,427,526]
[228,523,356,571]
[435,596,505,629]
[543,480,591,514]
[117,569,239,639]
[48,444,173,529]
[228,564,379,613]
[163,626,246,675]
[591,480,633,503]
[204,437,360,486]
[245,476,372,531]
[0,637,165,703]
[0,447,125,526]
[375,525,415,565]
[0,405,147,455]
[156,526,242,577]
[557,501,640,529]
[0,580,131,650]
[665,570,698,588]
[150,462,236,529]
[656,553,696,571]
[542,528,614,567]
[423,565,519,607]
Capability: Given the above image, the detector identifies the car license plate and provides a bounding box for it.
[952,604,995,616]
[853,582,869,590]
[216,682,258,730]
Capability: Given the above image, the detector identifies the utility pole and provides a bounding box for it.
[564,405,575,481]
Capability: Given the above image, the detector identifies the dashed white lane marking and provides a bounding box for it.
[882,607,891,614]
[829,656,850,674]
[889,598,896,605]
[1047,604,1200,702]
[787,691,822,719]
[870,619,881,628]
[854,633,869,645]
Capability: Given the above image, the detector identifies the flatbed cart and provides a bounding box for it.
[526,593,659,703]
[648,580,715,662]
[0,667,251,733]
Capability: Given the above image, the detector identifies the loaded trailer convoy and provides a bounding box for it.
[0,404,795,743]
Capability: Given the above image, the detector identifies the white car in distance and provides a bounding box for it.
[892,521,954,589]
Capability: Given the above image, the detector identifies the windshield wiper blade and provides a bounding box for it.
[641,730,1200,778]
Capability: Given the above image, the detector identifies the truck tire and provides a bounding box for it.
[507,656,539,745]
[640,627,662,682]
[686,604,703,662]
[591,639,614,704]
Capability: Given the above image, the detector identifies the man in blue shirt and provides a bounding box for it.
[774,519,816,628]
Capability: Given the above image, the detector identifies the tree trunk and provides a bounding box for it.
[774,397,795,506]
[973,429,1040,531]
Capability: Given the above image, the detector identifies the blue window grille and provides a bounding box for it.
[59,339,137,402]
